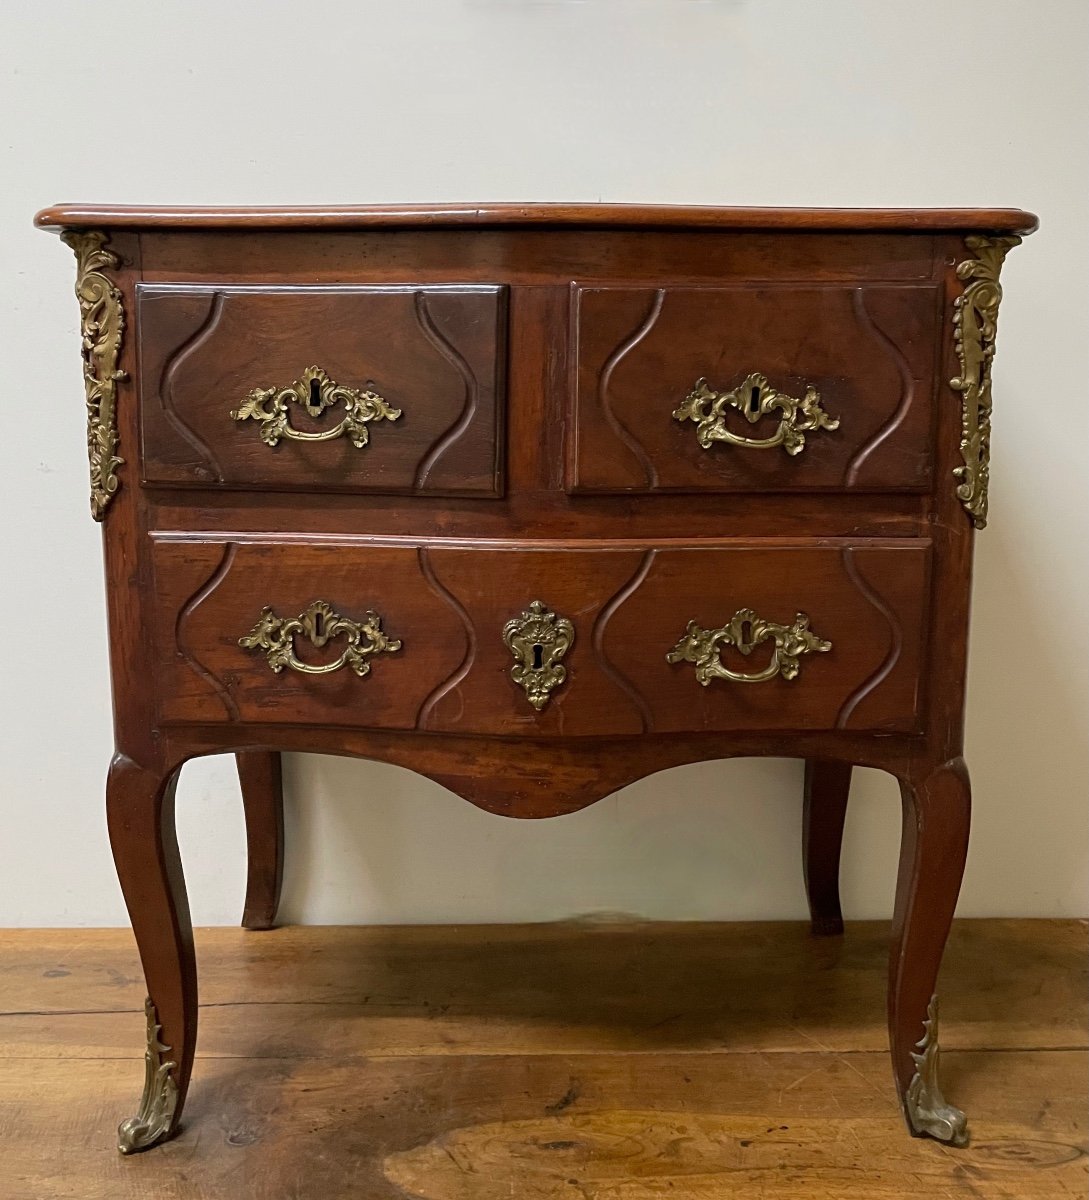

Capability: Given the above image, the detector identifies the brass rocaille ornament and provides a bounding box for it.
[503,600,574,711]
[667,607,831,685]
[231,364,401,449]
[117,999,179,1154]
[904,994,968,1146]
[239,600,402,677]
[951,235,1020,529]
[673,372,839,457]
[62,230,126,520]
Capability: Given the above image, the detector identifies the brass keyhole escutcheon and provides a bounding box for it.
[502,601,574,711]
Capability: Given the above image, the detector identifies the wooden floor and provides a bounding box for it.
[0,920,1084,1199]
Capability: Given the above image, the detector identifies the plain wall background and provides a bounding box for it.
[1,0,1085,926]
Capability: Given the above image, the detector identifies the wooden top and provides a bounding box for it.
[34,202,1038,235]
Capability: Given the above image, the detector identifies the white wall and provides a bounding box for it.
[1,0,1085,926]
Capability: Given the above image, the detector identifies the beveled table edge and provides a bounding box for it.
[33,202,1039,235]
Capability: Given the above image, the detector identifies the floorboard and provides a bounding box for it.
[0,919,1085,1199]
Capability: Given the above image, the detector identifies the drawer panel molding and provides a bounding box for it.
[139,284,507,497]
[597,542,929,734]
[569,283,940,495]
[159,541,468,728]
[154,538,930,738]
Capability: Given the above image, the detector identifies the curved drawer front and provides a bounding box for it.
[568,284,940,494]
[592,542,930,734]
[153,538,929,736]
[153,540,470,728]
[138,284,507,496]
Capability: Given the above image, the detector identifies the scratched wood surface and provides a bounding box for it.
[0,920,1085,1199]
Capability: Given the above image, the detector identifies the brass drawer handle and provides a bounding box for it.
[667,608,831,684]
[672,372,839,456]
[239,600,402,677]
[503,600,574,711]
[230,365,401,448]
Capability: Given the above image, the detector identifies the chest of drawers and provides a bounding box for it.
[36,202,1035,1153]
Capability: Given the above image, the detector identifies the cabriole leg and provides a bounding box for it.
[106,753,197,1154]
[888,757,971,1145]
[802,759,852,935]
[237,751,285,930]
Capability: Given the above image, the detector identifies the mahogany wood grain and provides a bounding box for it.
[152,540,467,728]
[149,537,931,739]
[34,201,1039,233]
[138,284,506,496]
[105,755,195,1144]
[158,723,920,820]
[802,760,853,936]
[37,205,1034,1152]
[888,758,972,1130]
[419,546,649,737]
[150,487,927,541]
[236,751,284,931]
[569,283,940,493]
[597,541,931,735]
[133,229,944,287]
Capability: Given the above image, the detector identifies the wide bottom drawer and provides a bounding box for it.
[152,537,931,735]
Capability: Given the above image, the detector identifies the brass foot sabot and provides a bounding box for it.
[905,995,968,1146]
[117,998,180,1154]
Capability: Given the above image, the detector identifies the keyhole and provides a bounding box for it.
[312,611,325,639]
[309,377,323,408]
[532,643,544,670]
[748,386,762,415]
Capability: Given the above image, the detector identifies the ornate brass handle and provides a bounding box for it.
[667,608,831,684]
[672,372,838,456]
[503,600,574,711]
[230,365,401,448]
[239,600,402,677]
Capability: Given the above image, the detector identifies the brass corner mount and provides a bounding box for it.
[62,229,126,521]
[950,234,1020,529]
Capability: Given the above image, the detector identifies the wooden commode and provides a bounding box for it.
[35,202,1036,1152]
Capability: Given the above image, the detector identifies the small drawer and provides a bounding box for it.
[138,284,507,496]
[567,284,940,495]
